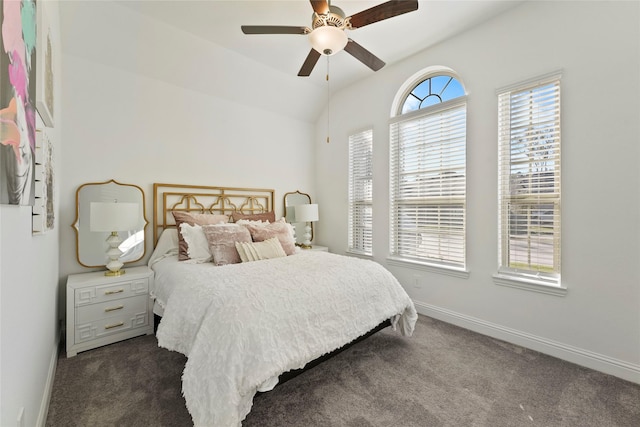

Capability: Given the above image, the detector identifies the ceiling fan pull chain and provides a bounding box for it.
[326,56,330,143]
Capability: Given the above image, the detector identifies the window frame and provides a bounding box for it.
[494,71,566,296]
[388,70,469,277]
[348,128,374,256]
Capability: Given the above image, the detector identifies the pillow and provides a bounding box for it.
[202,224,252,266]
[156,228,179,253]
[235,237,286,262]
[148,228,179,267]
[179,223,211,263]
[242,220,297,255]
[172,211,229,260]
[231,211,276,223]
[235,219,270,226]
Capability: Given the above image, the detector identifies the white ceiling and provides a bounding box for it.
[116,0,522,91]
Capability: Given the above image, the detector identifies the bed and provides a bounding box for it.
[148,183,418,426]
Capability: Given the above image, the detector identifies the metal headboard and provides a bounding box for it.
[152,183,275,246]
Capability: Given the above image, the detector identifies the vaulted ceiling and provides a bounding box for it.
[61,1,522,122]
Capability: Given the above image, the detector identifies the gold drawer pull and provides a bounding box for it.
[104,321,124,330]
[104,305,124,313]
[104,289,124,295]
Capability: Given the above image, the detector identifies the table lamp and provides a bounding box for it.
[294,204,319,249]
[90,202,139,276]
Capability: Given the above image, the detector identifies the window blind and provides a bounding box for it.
[348,129,373,255]
[497,74,561,285]
[390,102,466,268]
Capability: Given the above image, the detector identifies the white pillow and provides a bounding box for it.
[235,237,286,262]
[235,240,253,263]
[148,228,179,267]
[179,223,212,263]
[156,228,179,252]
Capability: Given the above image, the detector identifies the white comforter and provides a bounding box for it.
[155,251,417,426]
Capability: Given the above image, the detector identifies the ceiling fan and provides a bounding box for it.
[241,0,419,77]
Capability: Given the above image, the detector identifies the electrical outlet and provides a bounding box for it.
[17,407,24,427]
[412,274,421,289]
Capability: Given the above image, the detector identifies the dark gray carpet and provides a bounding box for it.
[46,315,640,426]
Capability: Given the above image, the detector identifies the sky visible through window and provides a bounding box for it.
[402,75,465,114]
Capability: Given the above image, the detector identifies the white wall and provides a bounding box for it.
[4,1,316,425]
[57,3,316,278]
[0,2,62,425]
[0,206,60,427]
[58,55,315,280]
[314,0,640,383]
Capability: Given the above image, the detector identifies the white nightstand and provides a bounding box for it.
[66,266,154,357]
[308,245,329,252]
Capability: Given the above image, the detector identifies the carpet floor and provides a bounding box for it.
[46,315,640,426]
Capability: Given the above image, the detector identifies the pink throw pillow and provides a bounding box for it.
[172,211,229,260]
[231,211,276,223]
[243,221,296,255]
[202,224,252,266]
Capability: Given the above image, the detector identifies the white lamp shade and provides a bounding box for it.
[295,204,319,223]
[90,202,139,232]
[309,26,348,56]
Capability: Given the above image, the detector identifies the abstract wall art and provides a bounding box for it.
[0,0,37,206]
[32,126,54,233]
[36,0,52,127]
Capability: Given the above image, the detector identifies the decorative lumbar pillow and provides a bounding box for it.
[241,219,297,255]
[235,240,251,263]
[202,223,252,266]
[179,223,212,263]
[172,211,229,261]
[231,211,276,224]
[235,237,286,262]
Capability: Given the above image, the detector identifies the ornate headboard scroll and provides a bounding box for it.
[153,183,275,246]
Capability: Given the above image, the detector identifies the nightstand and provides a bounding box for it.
[66,266,154,357]
[308,245,328,252]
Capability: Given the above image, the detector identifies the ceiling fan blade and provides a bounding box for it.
[298,49,322,77]
[241,25,308,35]
[348,0,419,29]
[310,0,330,15]
[344,39,386,71]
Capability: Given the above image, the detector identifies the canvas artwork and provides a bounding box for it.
[32,127,54,233]
[0,0,38,206]
[36,0,53,127]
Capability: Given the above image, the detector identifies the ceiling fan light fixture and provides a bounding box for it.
[309,26,348,56]
[242,1,419,75]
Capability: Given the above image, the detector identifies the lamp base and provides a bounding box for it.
[105,269,126,277]
[301,225,312,249]
[104,232,125,277]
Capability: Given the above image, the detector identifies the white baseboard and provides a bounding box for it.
[36,335,60,427]
[413,300,640,385]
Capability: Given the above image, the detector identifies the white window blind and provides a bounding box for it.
[390,102,467,268]
[497,73,561,286]
[348,129,373,255]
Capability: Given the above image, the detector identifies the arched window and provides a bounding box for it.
[389,68,468,273]
[400,74,465,113]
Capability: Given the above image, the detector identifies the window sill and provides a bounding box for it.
[386,257,469,279]
[346,250,373,259]
[492,273,567,297]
